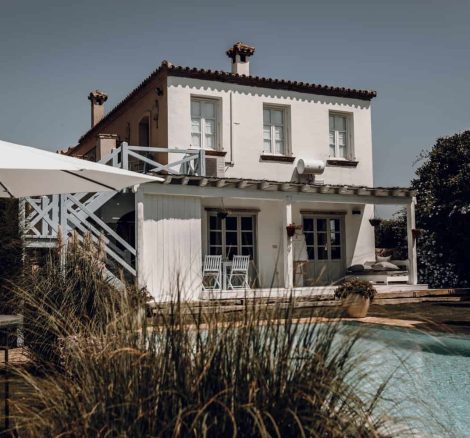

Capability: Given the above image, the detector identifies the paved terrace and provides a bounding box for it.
[149,288,470,332]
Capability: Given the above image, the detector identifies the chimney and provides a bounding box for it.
[88,90,108,128]
[96,133,118,161]
[226,42,255,76]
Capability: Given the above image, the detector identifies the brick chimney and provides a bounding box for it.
[96,133,118,161]
[88,90,108,128]
[226,42,255,76]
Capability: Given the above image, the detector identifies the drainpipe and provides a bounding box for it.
[228,91,235,166]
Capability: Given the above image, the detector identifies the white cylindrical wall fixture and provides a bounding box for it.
[296,159,325,175]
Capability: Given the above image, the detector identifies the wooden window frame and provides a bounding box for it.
[191,96,220,150]
[302,214,345,262]
[262,104,291,156]
[207,211,257,262]
[328,112,354,160]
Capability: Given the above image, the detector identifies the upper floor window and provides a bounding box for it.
[191,98,218,149]
[263,106,288,155]
[329,113,351,159]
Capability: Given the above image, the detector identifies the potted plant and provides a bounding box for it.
[286,223,298,238]
[334,279,377,318]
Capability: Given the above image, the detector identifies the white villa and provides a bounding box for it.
[23,43,419,301]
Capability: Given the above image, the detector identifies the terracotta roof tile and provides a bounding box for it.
[165,61,376,101]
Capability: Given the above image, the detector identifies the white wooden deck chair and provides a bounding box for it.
[202,255,222,291]
[228,255,250,290]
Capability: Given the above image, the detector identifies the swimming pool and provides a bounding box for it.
[344,322,470,437]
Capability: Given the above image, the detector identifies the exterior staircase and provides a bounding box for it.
[21,143,206,282]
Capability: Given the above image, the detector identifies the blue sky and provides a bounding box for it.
[1,0,469,200]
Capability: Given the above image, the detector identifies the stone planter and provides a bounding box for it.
[343,294,370,318]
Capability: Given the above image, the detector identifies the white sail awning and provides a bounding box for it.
[0,139,162,198]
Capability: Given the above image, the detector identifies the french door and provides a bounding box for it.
[208,213,256,260]
[302,215,345,286]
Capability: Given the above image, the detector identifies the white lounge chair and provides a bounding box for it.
[227,255,250,290]
[202,255,222,291]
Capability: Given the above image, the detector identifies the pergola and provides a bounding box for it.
[136,175,418,287]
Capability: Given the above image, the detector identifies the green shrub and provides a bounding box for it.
[412,131,470,287]
[375,211,408,260]
[335,279,377,300]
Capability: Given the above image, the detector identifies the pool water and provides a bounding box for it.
[343,322,470,437]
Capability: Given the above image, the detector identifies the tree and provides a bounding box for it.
[374,211,407,260]
[412,131,470,287]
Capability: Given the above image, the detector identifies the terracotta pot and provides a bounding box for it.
[343,294,370,318]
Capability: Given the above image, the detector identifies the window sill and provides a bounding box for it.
[260,154,295,163]
[326,159,359,168]
[205,150,227,157]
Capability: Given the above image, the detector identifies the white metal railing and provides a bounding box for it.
[21,143,204,280]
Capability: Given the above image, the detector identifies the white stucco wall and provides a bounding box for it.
[166,76,374,187]
[140,194,202,301]
[139,189,376,297]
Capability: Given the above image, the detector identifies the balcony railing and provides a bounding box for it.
[102,143,206,176]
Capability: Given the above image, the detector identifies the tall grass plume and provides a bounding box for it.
[7,238,411,437]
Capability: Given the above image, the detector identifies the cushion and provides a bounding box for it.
[348,264,372,272]
[348,264,365,272]
[376,255,392,262]
[372,261,400,271]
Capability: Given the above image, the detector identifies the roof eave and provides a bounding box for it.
[166,65,377,101]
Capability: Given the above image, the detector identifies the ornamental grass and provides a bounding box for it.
[6,239,409,437]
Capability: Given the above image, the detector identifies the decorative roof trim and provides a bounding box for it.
[165,62,377,100]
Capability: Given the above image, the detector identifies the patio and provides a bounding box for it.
[136,175,420,301]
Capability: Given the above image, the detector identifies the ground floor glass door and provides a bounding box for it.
[302,215,345,286]
[208,213,256,259]
[208,213,257,286]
